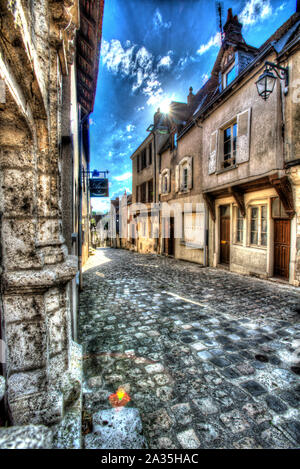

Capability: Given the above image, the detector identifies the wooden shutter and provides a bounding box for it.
[158,173,162,194]
[236,108,251,164]
[208,130,218,174]
[187,157,193,190]
[168,169,171,193]
[175,165,179,192]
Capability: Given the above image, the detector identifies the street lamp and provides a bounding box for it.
[256,61,288,100]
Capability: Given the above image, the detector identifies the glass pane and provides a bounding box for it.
[261,233,267,246]
[261,205,267,219]
[220,205,230,217]
[224,127,231,141]
[251,231,258,244]
[226,66,236,86]
[251,207,258,218]
[272,197,280,218]
[224,140,231,158]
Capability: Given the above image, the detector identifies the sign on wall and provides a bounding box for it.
[89,178,109,197]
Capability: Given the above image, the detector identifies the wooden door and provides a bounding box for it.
[169,217,175,256]
[163,218,175,256]
[220,206,230,265]
[274,219,290,279]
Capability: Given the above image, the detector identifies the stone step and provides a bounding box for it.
[84,407,147,449]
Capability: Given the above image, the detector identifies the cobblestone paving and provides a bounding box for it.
[79,248,300,449]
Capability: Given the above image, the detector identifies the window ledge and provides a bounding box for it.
[215,164,238,175]
[246,244,267,250]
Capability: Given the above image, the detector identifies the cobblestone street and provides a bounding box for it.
[79,248,300,449]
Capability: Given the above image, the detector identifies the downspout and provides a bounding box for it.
[78,106,90,291]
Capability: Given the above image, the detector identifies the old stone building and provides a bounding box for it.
[197,7,300,285]
[130,111,172,254]
[0,0,103,444]
[129,5,300,285]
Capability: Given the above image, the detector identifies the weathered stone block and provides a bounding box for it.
[0,376,5,401]
[0,424,52,449]
[0,146,34,169]
[6,321,47,371]
[7,369,46,400]
[2,169,34,216]
[36,218,61,244]
[2,219,42,270]
[85,408,147,449]
[9,391,63,425]
[48,308,68,355]
[3,294,44,323]
[37,174,59,217]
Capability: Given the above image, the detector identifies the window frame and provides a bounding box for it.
[222,122,237,170]
[248,203,268,248]
[235,206,244,244]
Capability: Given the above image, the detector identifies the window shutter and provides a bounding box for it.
[175,165,179,192]
[187,157,193,190]
[208,130,218,174]
[168,169,171,193]
[236,108,251,164]
[158,173,162,194]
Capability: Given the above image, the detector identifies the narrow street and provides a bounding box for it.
[79,248,300,449]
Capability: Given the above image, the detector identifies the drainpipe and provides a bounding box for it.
[78,106,91,291]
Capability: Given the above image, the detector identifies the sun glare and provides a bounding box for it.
[159,98,171,114]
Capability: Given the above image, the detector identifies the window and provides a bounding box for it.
[136,185,139,202]
[250,204,268,247]
[225,65,236,87]
[141,149,147,170]
[236,207,244,243]
[223,123,237,169]
[261,205,267,246]
[140,182,147,203]
[148,144,152,165]
[183,167,188,190]
[148,179,153,202]
[250,207,258,245]
[164,175,168,193]
[271,197,289,219]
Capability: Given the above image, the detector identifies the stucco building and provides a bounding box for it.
[0,0,103,442]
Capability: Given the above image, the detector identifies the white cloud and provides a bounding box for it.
[114,172,132,182]
[240,0,272,26]
[126,124,135,132]
[90,198,110,213]
[197,32,221,56]
[102,39,174,108]
[153,8,171,30]
[157,55,173,69]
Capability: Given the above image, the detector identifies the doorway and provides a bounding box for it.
[274,219,290,279]
[163,217,175,256]
[220,205,230,265]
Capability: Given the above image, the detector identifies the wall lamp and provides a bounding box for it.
[256,61,288,100]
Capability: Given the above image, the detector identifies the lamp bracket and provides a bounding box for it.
[265,61,289,87]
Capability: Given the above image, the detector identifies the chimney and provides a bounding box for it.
[187,86,195,104]
[223,7,243,43]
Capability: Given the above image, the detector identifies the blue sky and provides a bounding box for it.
[90,0,296,213]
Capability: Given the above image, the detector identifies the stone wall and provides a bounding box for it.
[0,0,80,426]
